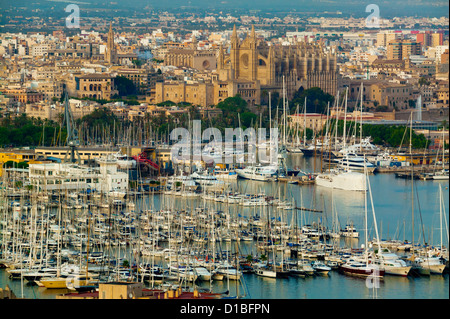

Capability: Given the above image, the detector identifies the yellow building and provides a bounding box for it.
[288,113,328,132]
[164,37,217,72]
[0,151,40,176]
[98,282,143,299]
[73,73,117,100]
[155,81,215,107]
[34,146,120,165]
[387,40,421,60]
[368,82,413,110]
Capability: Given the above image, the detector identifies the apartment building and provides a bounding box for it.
[387,40,421,60]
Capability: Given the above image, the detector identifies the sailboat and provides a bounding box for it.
[254,205,278,278]
[253,261,277,278]
[339,164,385,278]
[432,128,449,180]
[287,103,304,154]
[401,116,446,275]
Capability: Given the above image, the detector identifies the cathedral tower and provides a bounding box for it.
[105,22,116,64]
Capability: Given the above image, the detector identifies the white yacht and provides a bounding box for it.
[113,152,137,169]
[214,263,242,280]
[236,164,278,181]
[338,137,380,156]
[190,169,229,191]
[254,263,277,278]
[193,267,212,281]
[213,168,238,181]
[414,256,446,275]
[311,261,332,275]
[168,263,198,282]
[374,252,411,277]
[336,153,376,173]
[108,189,127,199]
[315,169,367,191]
[432,169,449,180]
[167,175,198,191]
[339,225,359,238]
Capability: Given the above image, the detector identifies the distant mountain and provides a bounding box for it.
[1,0,448,18]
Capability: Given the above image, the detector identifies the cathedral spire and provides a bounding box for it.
[231,25,239,44]
[191,34,198,49]
[231,24,237,40]
[251,25,256,39]
[231,24,239,50]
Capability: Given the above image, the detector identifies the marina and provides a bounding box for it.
[1,154,448,299]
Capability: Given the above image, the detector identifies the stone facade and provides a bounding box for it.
[217,25,339,103]
[157,25,339,108]
[155,81,214,107]
[72,73,117,100]
[164,38,217,72]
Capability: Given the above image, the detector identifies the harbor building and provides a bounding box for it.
[28,158,128,194]
[0,150,40,177]
[34,146,121,165]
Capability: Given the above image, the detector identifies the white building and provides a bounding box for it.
[435,45,449,64]
[29,158,128,194]
[31,44,50,57]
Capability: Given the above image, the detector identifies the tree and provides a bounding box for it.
[0,114,65,147]
[79,107,118,128]
[157,100,176,107]
[114,76,137,97]
[217,95,256,128]
[418,77,431,87]
[375,105,389,112]
[132,59,144,67]
[290,87,334,114]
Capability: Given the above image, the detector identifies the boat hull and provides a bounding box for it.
[255,268,277,278]
[384,266,411,277]
[315,171,367,191]
[339,265,385,277]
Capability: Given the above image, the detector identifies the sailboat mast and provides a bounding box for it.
[364,163,368,265]
[439,185,443,253]
[410,112,415,257]
[343,88,348,151]
[303,97,307,147]
[283,76,286,146]
[360,82,363,153]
